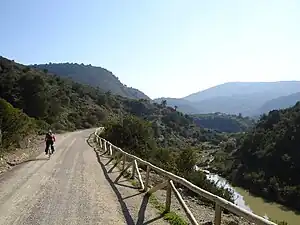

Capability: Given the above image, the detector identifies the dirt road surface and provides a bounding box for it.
[0,129,167,225]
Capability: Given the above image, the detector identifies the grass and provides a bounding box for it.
[148,194,188,225]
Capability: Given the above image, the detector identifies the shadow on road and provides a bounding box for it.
[116,182,139,190]
[122,192,143,200]
[136,194,149,224]
[6,158,48,167]
[94,148,135,225]
[135,192,163,225]
[142,215,164,225]
[87,133,159,225]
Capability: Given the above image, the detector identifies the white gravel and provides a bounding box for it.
[0,129,166,225]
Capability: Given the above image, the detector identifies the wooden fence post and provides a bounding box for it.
[170,181,198,225]
[214,204,222,225]
[122,154,126,171]
[131,161,136,179]
[165,180,172,212]
[104,140,107,152]
[134,160,144,190]
[144,165,150,192]
[109,144,113,156]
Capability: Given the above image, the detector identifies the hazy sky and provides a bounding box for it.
[1,0,300,99]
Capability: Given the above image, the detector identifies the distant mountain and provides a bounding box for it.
[153,98,199,114]
[32,63,150,100]
[184,81,300,102]
[193,94,266,115]
[257,92,300,114]
[154,81,300,116]
[191,113,255,133]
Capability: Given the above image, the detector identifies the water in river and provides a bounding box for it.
[206,174,300,225]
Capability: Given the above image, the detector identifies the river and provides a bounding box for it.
[206,173,300,225]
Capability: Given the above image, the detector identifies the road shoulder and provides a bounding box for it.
[89,137,169,225]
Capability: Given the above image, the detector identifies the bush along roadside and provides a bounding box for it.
[101,115,235,204]
[93,132,257,225]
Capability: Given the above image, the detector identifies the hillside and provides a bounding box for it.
[184,81,300,102]
[0,56,225,151]
[153,98,199,114]
[223,102,300,211]
[0,98,36,152]
[257,92,300,115]
[191,113,255,133]
[155,81,300,116]
[32,63,150,100]
[0,57,108,132]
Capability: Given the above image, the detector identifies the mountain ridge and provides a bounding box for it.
[0,55,224,148]
[31,62,150,100]
[154,81,300,116]
[6,56,300,116]
[257,92,300,114]
[183,81,300,101]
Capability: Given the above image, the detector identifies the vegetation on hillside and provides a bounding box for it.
[0,98,36,154]
[102,114,234,202]
[216,102,300,211]
[121,99,227,148]
[191,113,255,133]
[32,63,150,100]
[0,56,225,154]
[1,55,233,203]
[257,92,300,115]
[0,57,108,131]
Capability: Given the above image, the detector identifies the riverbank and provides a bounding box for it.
[196,143,300,225]
[206,173,300,225]
[138,166,252,225]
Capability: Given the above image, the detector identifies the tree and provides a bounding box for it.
[103,115,156,159]
[225,102,300,211]
[0,98,35,149]
[18,74,48,118]
[176,148,197,177]
[161,100,167,107]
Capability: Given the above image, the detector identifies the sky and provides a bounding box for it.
[1,0,300,99]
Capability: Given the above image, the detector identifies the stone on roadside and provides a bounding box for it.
[201,221,212,225]
[227,220,239,225]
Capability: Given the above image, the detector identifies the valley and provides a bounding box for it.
[196,148,300,225]
[1,55,300,225]
[2,3,300,224]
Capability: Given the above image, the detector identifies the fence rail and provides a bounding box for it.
[94,127,276,225]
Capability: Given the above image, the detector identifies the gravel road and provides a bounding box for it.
[0,129,166,225]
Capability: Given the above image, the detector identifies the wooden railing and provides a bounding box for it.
[94,127,277,225]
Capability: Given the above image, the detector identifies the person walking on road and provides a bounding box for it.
[45,129,55,155]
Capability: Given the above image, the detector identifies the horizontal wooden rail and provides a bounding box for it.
[94,127,276,225]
